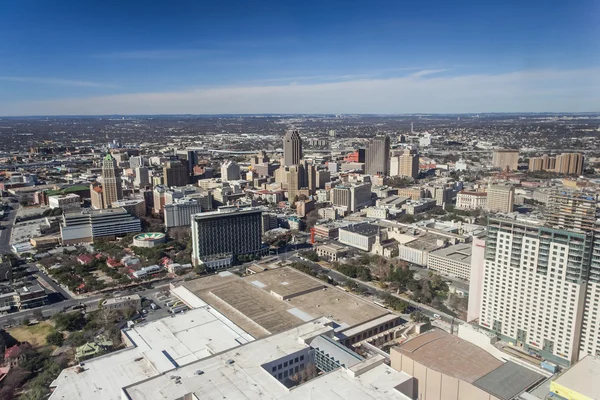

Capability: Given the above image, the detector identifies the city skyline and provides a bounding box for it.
[1,0,599,115]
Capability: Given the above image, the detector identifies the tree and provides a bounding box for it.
[410,311,429,323]
[194,264,206,275]
[53,312,86,331]
[46,331,64,346]
[32,309,44,321]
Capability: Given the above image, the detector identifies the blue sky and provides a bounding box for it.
[1,0,599,115]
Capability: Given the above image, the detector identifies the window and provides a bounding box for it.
[284,361,288,367]
[272,366,276,372]
[300,355,304,361]
[294,357,299,363]
[278,364,282,370]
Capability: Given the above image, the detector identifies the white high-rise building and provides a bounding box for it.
[474,218,600,366]
[221,160,241,182]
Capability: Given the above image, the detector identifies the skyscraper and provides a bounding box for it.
[163,160,188,187]
[365,135,390,175]
[283,130,302,167]
[101,154,123,208]
[473,218,600,365]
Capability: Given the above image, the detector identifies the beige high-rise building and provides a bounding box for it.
[365,135,390,175]
[101,154,123,208]
[529,154,556,172]
[286,164,305,200]
[492,149,519,171]
[90,182,104,210]
[283,130,302,167]
[555,153,584,175]
[163,160,188,187]
[486,184,514,213]
[391,149,419,178]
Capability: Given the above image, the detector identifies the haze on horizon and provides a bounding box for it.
[1,0,599,116]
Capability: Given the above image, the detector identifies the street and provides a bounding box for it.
[0,283,170,327]
[0,202,18,254]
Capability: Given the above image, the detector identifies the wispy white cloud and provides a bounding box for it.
[92,49,218,60]
[409,69,449,78]
[0,76,118,88]
[2,68,599,115]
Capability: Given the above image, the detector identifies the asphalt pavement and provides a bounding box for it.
[0,202,18,254]
[0,284,170,328]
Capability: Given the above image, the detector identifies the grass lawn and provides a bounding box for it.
[8,321,56,347]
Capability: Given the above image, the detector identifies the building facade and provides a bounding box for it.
[492,150,519,171]
[365,135,390,176]
[486,184,514,213]
[48,193,81,211]
[60,208,142,244]
[456,191,488,210]
[163,160,188,187]
[101,154,123,207]
[477,218,600,365]
[191,207,263,269]
[221,160,241,181]
[283,130,302,167]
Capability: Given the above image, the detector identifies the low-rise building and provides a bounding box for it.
[339,223,380,252]
[15,284,48,309]
[132,265,161,279]
[315,243,348,262]
[456,191,487,210]
[60,208,142,244]
[112,198,146,218]
[402,199,436,215]
[391,330,545,400]
[427,243,472,280]
[397,234,445,266]
[101,294,142,311]
[48,193,81,211]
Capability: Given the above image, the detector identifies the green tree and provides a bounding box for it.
[53,312,86,331]
[46,331,64,346]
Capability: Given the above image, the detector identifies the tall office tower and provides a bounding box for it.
[391,148,419,178]
[475,218,600,365]
[90,182,104,210]
[365,135,390,175]
[492,149,519,171]
[316,170,331,189]
[555,153,584,175]
[283,130,303,167]
[486,184,514,213]
[101,154,123,208]
[129,156,145,169]
[251,150,269,166]
[191,207,263,270]
[163,160,188,187]
[186,150,198,172]
[307,164,317,194]
[134,166,150,188]
[286,164,305,200]
[546,191,599,232]
[221,160,241,182]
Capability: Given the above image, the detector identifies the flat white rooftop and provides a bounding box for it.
[49,305,254,400]
[123,318,413,400]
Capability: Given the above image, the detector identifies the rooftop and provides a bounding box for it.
[473,361,545,400]
[429,243,473,264]
[401,233,444,251]
[393,330,502,383]
[122,318,413,400]
[178,267,389,338]
[49,304,254,400]
[551,355,600,399]
[339,223,380,237]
